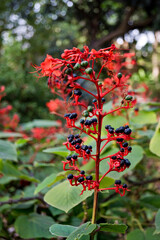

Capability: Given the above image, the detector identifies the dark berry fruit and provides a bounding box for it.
[80,170,85,175]
[74,134,80,138]
[72,113,77,118]
[115,180,121,185]
[74,89,82,96]
[67,174,73,179]
[120,148,124,152]
[115,128,120,133]
[75,145,80,149]
[105,125,111,130]
[92,99,97,103]
[102,98,106,103]
[80,119,85,124]
[68,134,74,139]
[120,159,125,167]
[122,142,128,148]
[86,149,90,154]
[71,140,76,145]
[66,156,71,161]
[124,159,131,167]
[108,129,114,134]
[72,154,78,159]
[81,145,88,150]
[86,175,93,180]
[124,128,132,135]
[124,125,129,129]
[128,146,132,151]
[76,138,82,144]
[123,184,127,188]
[111,156,117,160]
[118,126,125,133]
[78,177,84,182]
[117,138,124,142]
[88,145,92,149]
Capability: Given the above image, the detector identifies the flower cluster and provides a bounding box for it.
[34,45,136,196]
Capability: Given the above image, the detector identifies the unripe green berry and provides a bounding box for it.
[98,82,103,86]
[125,95,133,101]
[87,106,93,112]
[85,67,93,74]
[73,63,81,70]
[82,110,89,117]
[65,68,73,75]
[81,61,88,67]
[117,72,122,79]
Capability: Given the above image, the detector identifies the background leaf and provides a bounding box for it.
[14,213,55,239]
[100,223,127,233]
[149,121,160,157]
[50,224,77,237]
[44,181,93,213]
[0,140,17,161]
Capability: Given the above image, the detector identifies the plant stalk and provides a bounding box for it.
[91,82,103,224]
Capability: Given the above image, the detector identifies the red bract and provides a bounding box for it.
[34,45,136,223]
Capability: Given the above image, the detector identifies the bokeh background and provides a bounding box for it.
[0,0,160,121]
[0,1,160,240]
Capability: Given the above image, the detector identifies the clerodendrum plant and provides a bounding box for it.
[34,44,136,237]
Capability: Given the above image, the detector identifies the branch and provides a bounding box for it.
[92,7,153,49]
[124,177,160,186]
[0,196,46,206]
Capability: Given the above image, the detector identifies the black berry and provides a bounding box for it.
[124,128,132,135]
[78,177,84,182]
[128,146,132,151]
[86,175,93,180]
[67,174,73,179]
[115,180,121,185]
[122,142,128,148]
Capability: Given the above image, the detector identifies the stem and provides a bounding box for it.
[91,82,103,224]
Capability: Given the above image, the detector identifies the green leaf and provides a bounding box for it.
[0,140,17,161]
[100,223,127,233]
[0,160,39,182]
[154,209,160,234]
[0,175,17,184]
[44,181,93,213]
[149,122,160,157]
[49,224,77,237]
[99,176,115,189]
[14,213,55,239]
[127,229,145,240]
[43,146,69,157]
[131,111,157,125]
[146,228,160,240]
[34,173,57,194]
[140,196,160,209]
[67,222,97,240]
[100,145,144,179]
[0,132,22,138]
[21,119,60,130]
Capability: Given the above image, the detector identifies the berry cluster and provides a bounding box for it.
[67,171,99,195]
[34,45,136,197]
